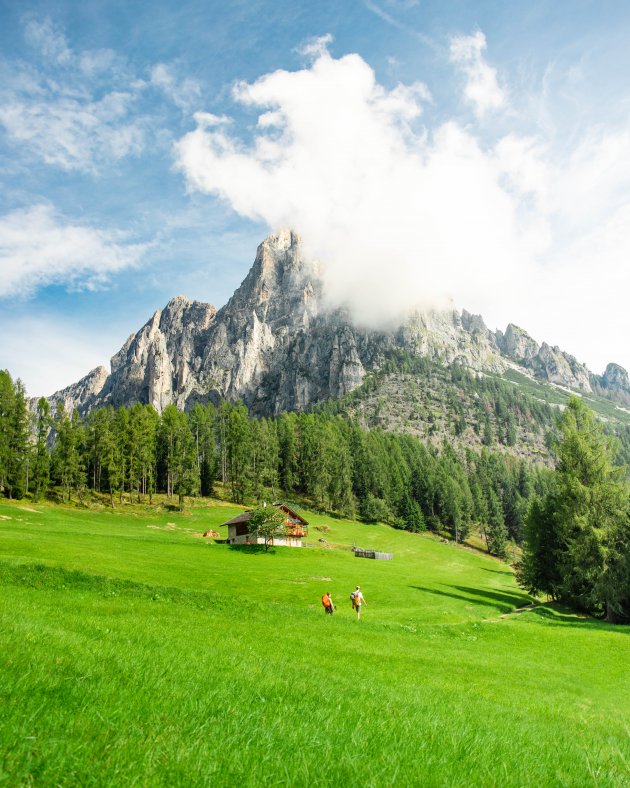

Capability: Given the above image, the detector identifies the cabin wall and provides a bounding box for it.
[227,529,302,547]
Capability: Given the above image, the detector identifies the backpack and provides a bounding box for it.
[322,594,331,607]
[350,591,356,604]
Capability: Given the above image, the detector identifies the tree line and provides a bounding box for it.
[0,370,551,556]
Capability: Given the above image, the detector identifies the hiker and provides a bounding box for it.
[322,592,335,615]
[352,586,366,619]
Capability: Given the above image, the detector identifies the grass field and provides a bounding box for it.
[1,497,628,786]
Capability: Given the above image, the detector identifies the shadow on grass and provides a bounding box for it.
[227,544,278,555]
[411,581,630,630]
[528,604,630,631]
[411,583,531,613]
[479,567,513,576]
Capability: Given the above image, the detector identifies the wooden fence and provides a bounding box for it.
[353,548,393,561]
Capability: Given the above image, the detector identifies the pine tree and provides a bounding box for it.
[486,488,508,558]
[397,490,425,532]
[516,495,564,599]
[52,405,85,502]
[188,403,216,497]
[225,403,253,503]
[7,379,31,499]
[33,397,51,500]
[86,407,114,494]
[519,398,630,621]
[0,371,14,495]
[277,412,299,494]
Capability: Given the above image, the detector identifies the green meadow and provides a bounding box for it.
[0,498,628,786]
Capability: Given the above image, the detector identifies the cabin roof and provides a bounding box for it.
[219,503,308,528]
[273,502,309,525]
[221,511,254,527]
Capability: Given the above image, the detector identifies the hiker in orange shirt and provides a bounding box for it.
[322,592,335,615]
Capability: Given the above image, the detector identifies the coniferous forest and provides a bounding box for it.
[1,368,629,621]
[0,370,549,550]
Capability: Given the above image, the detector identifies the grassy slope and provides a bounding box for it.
[0,498,628,787]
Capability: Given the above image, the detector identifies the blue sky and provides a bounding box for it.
[1,0,630,396]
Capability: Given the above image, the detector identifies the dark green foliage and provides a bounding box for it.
[518,398,630,622]
[188,403,216,497]
[396,490,425,532]
[0,372,31,499]
[516,496,564,600]
[485,489,508,558]
[51,404,85,503]
[158,405,199,509]
[33,397,51,500]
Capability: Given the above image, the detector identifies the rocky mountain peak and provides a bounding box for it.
[601,362,630,392]
[50,231,621,416]
[222,229,321,324]
[461,310,488,334]
[496,324,540,361]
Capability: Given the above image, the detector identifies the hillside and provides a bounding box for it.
[0,497,628,785]
[317,353,630,466]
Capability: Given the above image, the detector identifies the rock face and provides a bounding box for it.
[496,324,539,362]
[52,230,621,415]
[599,362,630,393]
[50,366,109,414]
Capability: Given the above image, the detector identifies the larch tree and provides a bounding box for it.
[33,397,51,500]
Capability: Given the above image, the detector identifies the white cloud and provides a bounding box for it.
[0,89,145,172]
[175,39,630,375]
[150,63,202,110]
[297,34,334,60]
[449,31,506,117]
[23,17,72,65]
[175,43,524,324]
[0,20,147,172]
[0,205,146,297]
[0,18,201,172]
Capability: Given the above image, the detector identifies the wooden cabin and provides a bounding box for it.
[221,503,309,547]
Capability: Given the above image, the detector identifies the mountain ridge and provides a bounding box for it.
[50,230,630,419]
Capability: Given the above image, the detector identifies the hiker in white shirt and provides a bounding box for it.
[352,585,366,619]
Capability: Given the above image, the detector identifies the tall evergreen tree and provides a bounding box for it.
[52,405,85,502]
[486,488,508,558]
[519,398,630,621]
[7,379,31,499]
[33,397,51,500]
[189,403,216,497]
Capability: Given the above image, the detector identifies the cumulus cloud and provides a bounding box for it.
[449,31,506,117]
[174,37,630,373]
[175,43,529,324]
[0,204,146,297]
